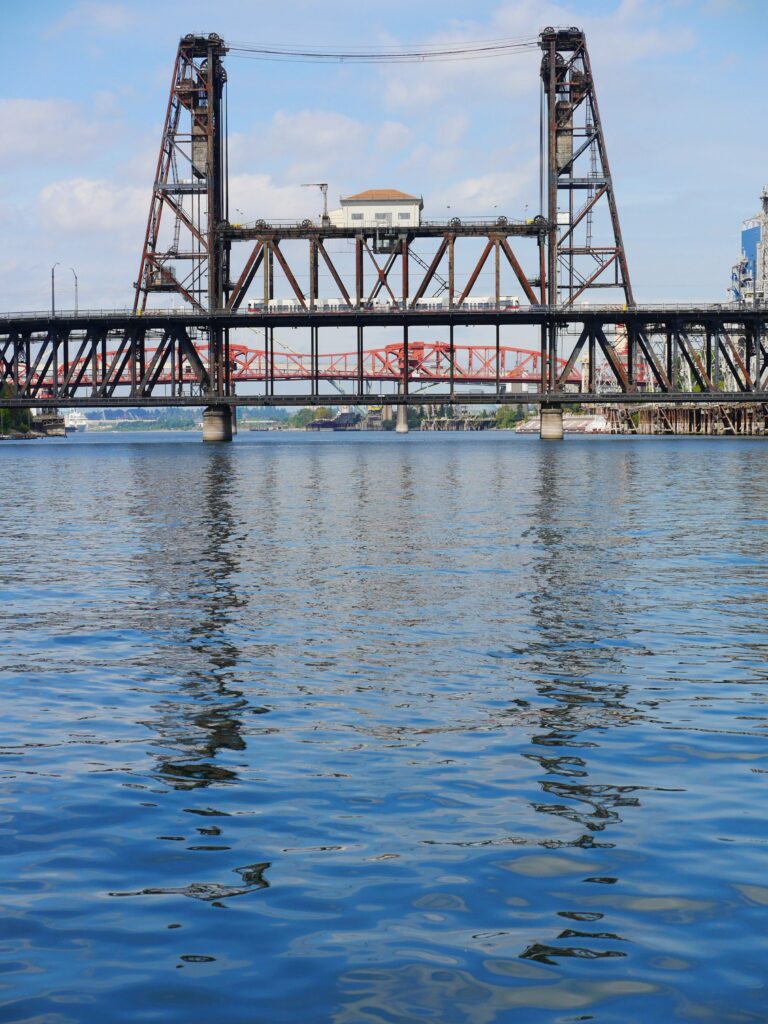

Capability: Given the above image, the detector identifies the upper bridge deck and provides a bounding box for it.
[0,304,765,333]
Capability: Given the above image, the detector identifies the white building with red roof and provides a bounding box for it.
[328,188,423,229]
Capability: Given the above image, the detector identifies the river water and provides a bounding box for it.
[1,430,767,1023]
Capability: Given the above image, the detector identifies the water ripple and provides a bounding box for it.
[1,432,767,1022]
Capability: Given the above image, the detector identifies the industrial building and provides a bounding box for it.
[732,186,768,302]
[328,188,423,228]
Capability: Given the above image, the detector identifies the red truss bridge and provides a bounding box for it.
[229,340,579,386]
[16,339,580,393]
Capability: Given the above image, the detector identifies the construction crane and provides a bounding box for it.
[301,183,330,226]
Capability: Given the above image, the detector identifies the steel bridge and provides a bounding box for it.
[3,27,764,439]
[2,305,766,411]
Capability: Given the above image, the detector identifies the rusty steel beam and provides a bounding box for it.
[402,237,409,305]
[557,186,609,249]
[355,237,364,307]
[410,237,449,307]
[228,241,264,310]
[364,242,398,305]
[456,239,494,306]
[568,252,619,306]
[556,325,590,388]
[722,331,753,389]
[271,241,307,309]
[637,330,671,391]
[228,223,542,241]
[138,330,172,394]
[145,253,205,312]
[595,324,631,391]
[499,238,539,306]
[676,330,715,392]
[317,241,352,307]
[58,332,94,395]
[100,331,136,397]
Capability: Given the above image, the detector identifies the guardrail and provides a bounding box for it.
[1,303,768,320]
[228,216,537,230]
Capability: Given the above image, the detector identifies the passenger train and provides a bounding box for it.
[245,295,522,313]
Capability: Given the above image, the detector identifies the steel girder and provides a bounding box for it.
[1,310,766,406]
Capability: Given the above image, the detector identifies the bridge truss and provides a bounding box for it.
[1,307,766,408]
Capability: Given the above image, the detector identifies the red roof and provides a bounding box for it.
[343,189,420,202]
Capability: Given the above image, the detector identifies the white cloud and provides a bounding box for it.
[39,178,148,232]
[271,109,365,155]
[437,113,469,148]
[230,109,369,184]
[0,100,104,163]
[428,167,534,215]
[228,174,315,221]
[375,121,413,151]
[583,0,697,63]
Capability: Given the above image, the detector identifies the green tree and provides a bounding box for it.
[406,405,425,428]
[495,406,523,429]
[287,407,337,427]
[0,384,32,434]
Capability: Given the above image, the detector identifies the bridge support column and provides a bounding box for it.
[540,403,564,441]
[203,404,233,443]
[395,382,409,434]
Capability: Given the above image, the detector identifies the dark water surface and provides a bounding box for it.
[2,430,768,1023]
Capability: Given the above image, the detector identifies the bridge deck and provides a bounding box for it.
[1,305,766,409]
[0,304,765,332]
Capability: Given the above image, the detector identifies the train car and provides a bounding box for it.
[245,295,523,313]
[414,296,447,311]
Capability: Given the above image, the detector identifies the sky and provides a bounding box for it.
[1,0,766,313]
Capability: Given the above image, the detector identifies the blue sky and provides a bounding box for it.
[1,0,766,311]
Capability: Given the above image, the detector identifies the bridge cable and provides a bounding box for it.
[226,37,539,64]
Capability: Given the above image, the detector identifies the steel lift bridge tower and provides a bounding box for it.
[131,27,632,439]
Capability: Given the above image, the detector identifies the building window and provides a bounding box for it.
[398,213,410,220]
[375,213,388,221]
[351,213,363,221]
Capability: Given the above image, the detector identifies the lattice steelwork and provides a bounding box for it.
[134,33,228,315]
[540,27,633,308]
[1,308,766,408]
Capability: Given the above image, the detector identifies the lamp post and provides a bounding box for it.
[70,268,78,314]
[51,262,60,316]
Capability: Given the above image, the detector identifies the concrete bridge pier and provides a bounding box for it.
[202,404,233,442]
[395,382,409,434]
[540,403,564,441]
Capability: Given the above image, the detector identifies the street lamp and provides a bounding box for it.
[51,262,60,316]
[70,268,78,315]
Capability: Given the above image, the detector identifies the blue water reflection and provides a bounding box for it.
[1,431,767,1022]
